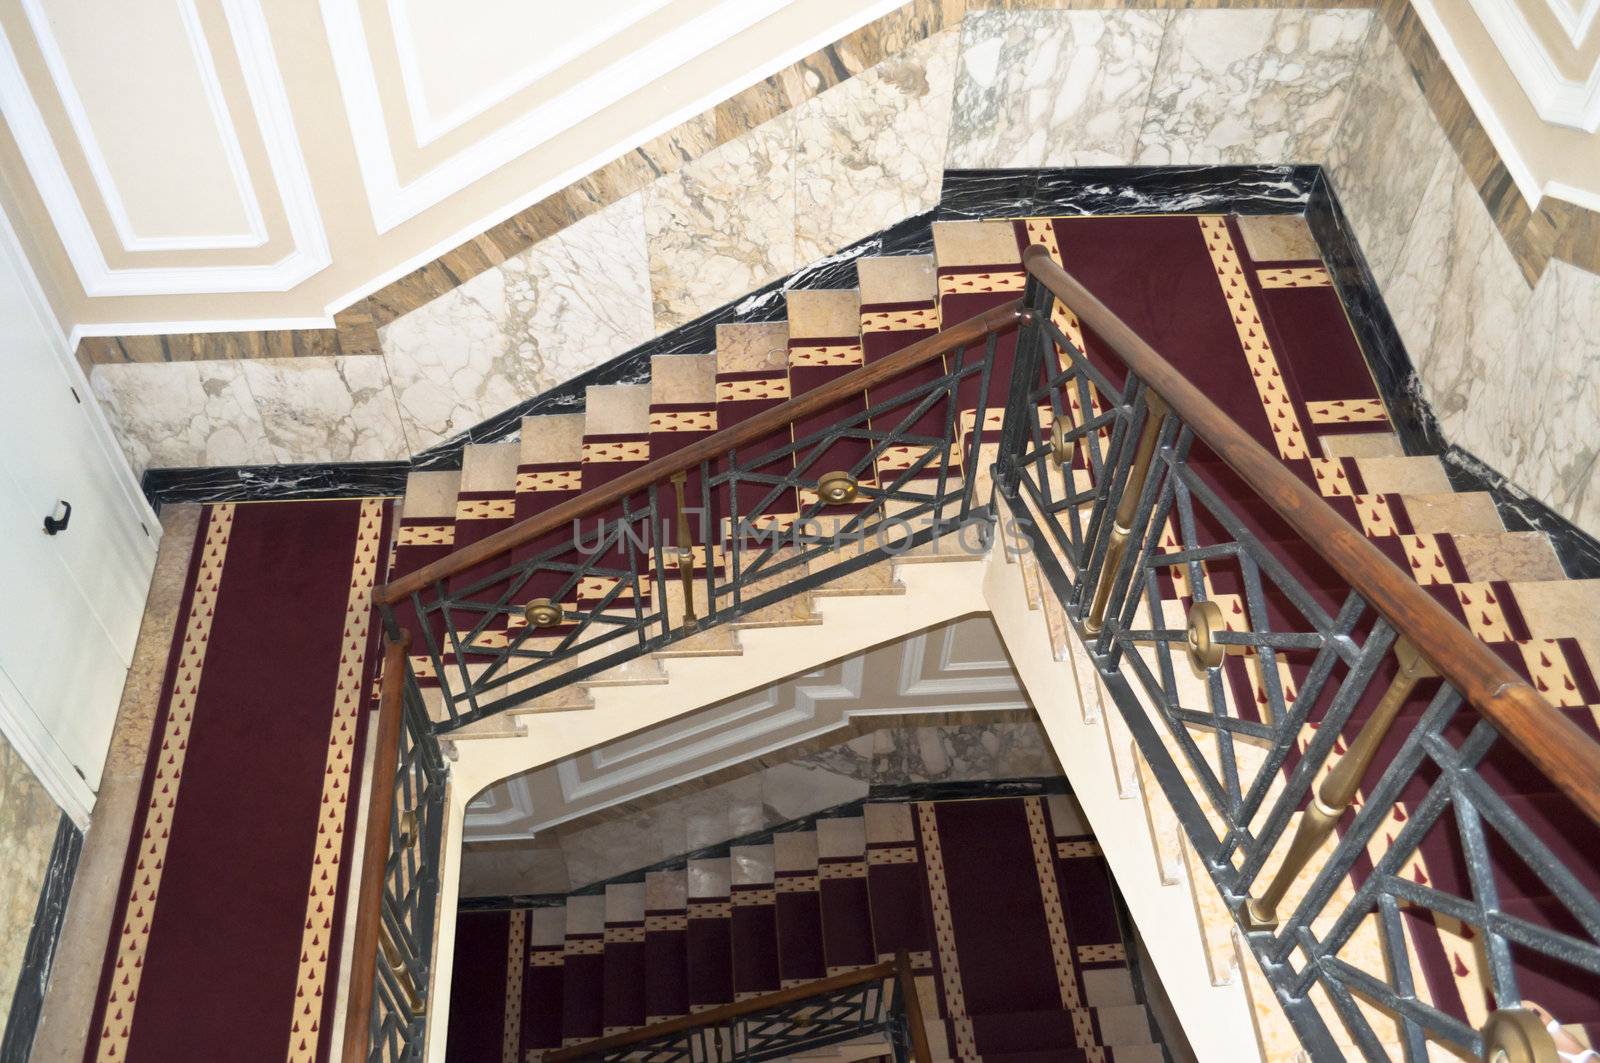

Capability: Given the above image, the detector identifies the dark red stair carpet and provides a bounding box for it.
[452,794,1151,1061]
[84,499,390,1063]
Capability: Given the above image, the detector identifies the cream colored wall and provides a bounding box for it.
[0,0,905,334]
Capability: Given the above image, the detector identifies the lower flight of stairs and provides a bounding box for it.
[450,794,1168,1063]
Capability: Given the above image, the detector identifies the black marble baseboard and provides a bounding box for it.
[1,815,82,1063]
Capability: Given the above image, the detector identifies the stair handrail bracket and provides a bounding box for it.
[1001,244,1600,1062]
[372,300,1025,733]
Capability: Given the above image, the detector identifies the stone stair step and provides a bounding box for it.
[1348,454,1452,495]
[460,439,522,493]
[1095,1003,1155,1045]
[715,321,790,375]
[650,352,718,407]
[1446,531,1565,581]
[401,468,460,519]
[1318,430,1405,459]
[1389,490,1504,533]
[857,254,935,305]
[931,220,1022,268]
[584,383,652,436]
[520,412,585,465]
[786,288,862,341]
[1511,579,1600,641]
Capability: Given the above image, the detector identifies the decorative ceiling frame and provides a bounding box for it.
[18,0,267,252]
[1460,0,1600,133]
[319,0,800,234]
[0,0,328,296]
[464,619,1031,841]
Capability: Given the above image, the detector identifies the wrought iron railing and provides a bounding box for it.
[343,242,1600,1062]
[342,636,449,1063]
[372,302,1024,733]
[544,951,930,1063]
[1000,247,1600,1061]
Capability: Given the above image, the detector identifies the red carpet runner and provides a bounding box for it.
[85,499,391,1063]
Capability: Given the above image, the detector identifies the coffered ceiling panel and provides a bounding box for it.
[0,0,327,296]
[24,0,261,248]
[390,0,672,147]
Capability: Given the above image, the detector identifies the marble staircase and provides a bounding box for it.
[390,216,1600,1061]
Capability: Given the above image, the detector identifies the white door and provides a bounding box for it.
[0,223,157,820]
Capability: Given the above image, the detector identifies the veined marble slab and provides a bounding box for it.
[1135,9,1372,166]
[91,359,276,475]
[645,116,798,331]
[794,30,958,263]
[1325,24,1452,285]
[241,355,409,464]
[949,9,1170,169]
[381,191,654,453]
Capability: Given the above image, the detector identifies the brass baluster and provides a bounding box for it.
[378,922,427,1017]
[1085,396,1167,634]
[1245,637,1436,930]
[1482,1007,1558,1063]
[671,472,696,624]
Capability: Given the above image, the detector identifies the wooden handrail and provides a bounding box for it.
[544,952,926,1062]
[340,632,410,1063]
[1022,245,1600,825]
[375,301,1026,606]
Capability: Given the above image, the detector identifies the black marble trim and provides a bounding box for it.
[937,164,1318,221]
[458,774,1072,911]
[1,815,82,1063]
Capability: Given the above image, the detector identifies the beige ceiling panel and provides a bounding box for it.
[31,0,258,246]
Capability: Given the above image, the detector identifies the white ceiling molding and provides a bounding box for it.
[17,0,266,251]
[897,625,1018,697]
[321,0,905,316]
[559,658,866,803]
[465,621,1034,840]
[322,0,798,234]
[1463,0,1600,131]
[1408,0,1578,207]
[0,0,328,296]
[1548,0,1600,48]
[387,0,673,149]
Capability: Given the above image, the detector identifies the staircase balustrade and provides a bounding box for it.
[543,951,930,1063]
[342,248,1600,1063]
[1001,247,1600,1061]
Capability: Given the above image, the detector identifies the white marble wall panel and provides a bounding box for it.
[947,10,1170,168]
[381,192,654,451]
[1383,154,1533,448]
[1324,24,1452,285]
[644,117,797,331]
[1466,261,1600,536]
[91,360,276,474]
[794,30,959,263]
[1134,10,1372,165]
[241,356,408,464]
